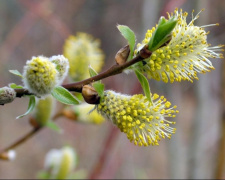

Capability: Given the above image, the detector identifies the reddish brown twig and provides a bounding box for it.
[15,48,151,98]
[0,111,63,160]
[0,11,37,64]
[88,126,120,179]
[19,0,72,38]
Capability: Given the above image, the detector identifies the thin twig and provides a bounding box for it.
[15,48,151,98]
[88,126,120,179]
[19,0,73,38]
[214,55,225,179]
[0,127,41,160]
[215,114,225,179]
[0,111,63,160]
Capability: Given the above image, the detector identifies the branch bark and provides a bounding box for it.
[15,48,151,98]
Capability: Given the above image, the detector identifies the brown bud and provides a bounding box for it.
[115,45,130,65]
[0,150,16,161]
[62,109,77,120]
[82,85,100,104]
[29,117,40,129]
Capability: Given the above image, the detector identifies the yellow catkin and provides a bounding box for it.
[23,56,58,96]
[133,9,224,83]
[63,33,105,81]
[97,91,178,147]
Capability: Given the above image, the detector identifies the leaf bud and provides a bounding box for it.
[115,45,130,65]
[0,87,16,105]
[82,85,100,104]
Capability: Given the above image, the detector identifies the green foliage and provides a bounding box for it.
[51,86,80,105]
[148,16,177,51]
[9,83,23,89]
[16,95,36,119]
[135,70,152,103]
[88,65,98,77]
[9,70,23,78]
[88,66,105,97]
[117,25,136,60]
[37,171,50,179]
[46,121,61,132]
[93,83,104,97]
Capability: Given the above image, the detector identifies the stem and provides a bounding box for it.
[0,111,63,160]
[88,126,119,179]
[15,49,151,97]
[0,127,41,160]
[215,114,225,179]
[63,54,145,92]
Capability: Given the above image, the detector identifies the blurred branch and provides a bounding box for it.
[19,0,73,38]
[0,110,63,161]
[0,127,41,160]
[0,0,84,65]
[215,55,225,179]
[188,1,222,178]
[0,11,37,64]
[88,126,119,179]
[215,114,225,179]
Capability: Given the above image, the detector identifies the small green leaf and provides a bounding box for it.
[51,86,79,105]
[37,171,51,179]
[135,70,152,103]
[88,65,104,97]
[88,65,98,77]
[117,25,136,60]
[9,83,23,89]
[16,95,36,119]
[68,170,87,179]
[93,82,104,97]
[148,16,177,51]
[46,121,61,133]
[9,70,23,78]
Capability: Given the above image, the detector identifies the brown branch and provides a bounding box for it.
[15,47,151,97]
[215,113,225,179]
[0,111,63,161]
[19,0,73,38]
[88,126,120,179]
[0,127,41,160]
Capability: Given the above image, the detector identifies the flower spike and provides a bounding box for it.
[97,90,178,146]
[134,8,224,83]
[63,33,105,81]
[23,56,59,96]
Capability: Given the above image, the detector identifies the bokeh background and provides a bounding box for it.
[0,0,225,179]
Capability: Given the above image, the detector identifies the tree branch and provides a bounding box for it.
[15,48,151,97]
[0,111,63,160]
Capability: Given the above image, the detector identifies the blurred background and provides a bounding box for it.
[0,0,225,179]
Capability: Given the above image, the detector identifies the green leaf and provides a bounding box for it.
[135,70,152,103]
[148,16,177,51]
[68,170,87,179]
[88,65,104,97]
[117,25,136,60]
[37,171,51,179]
[9,70,23,78]
[9,83,23,89]
[88,65,98,77]
[51,86,79,105]
[16,95,36,119]
[46,121,61,133]
[93,82,104,97]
